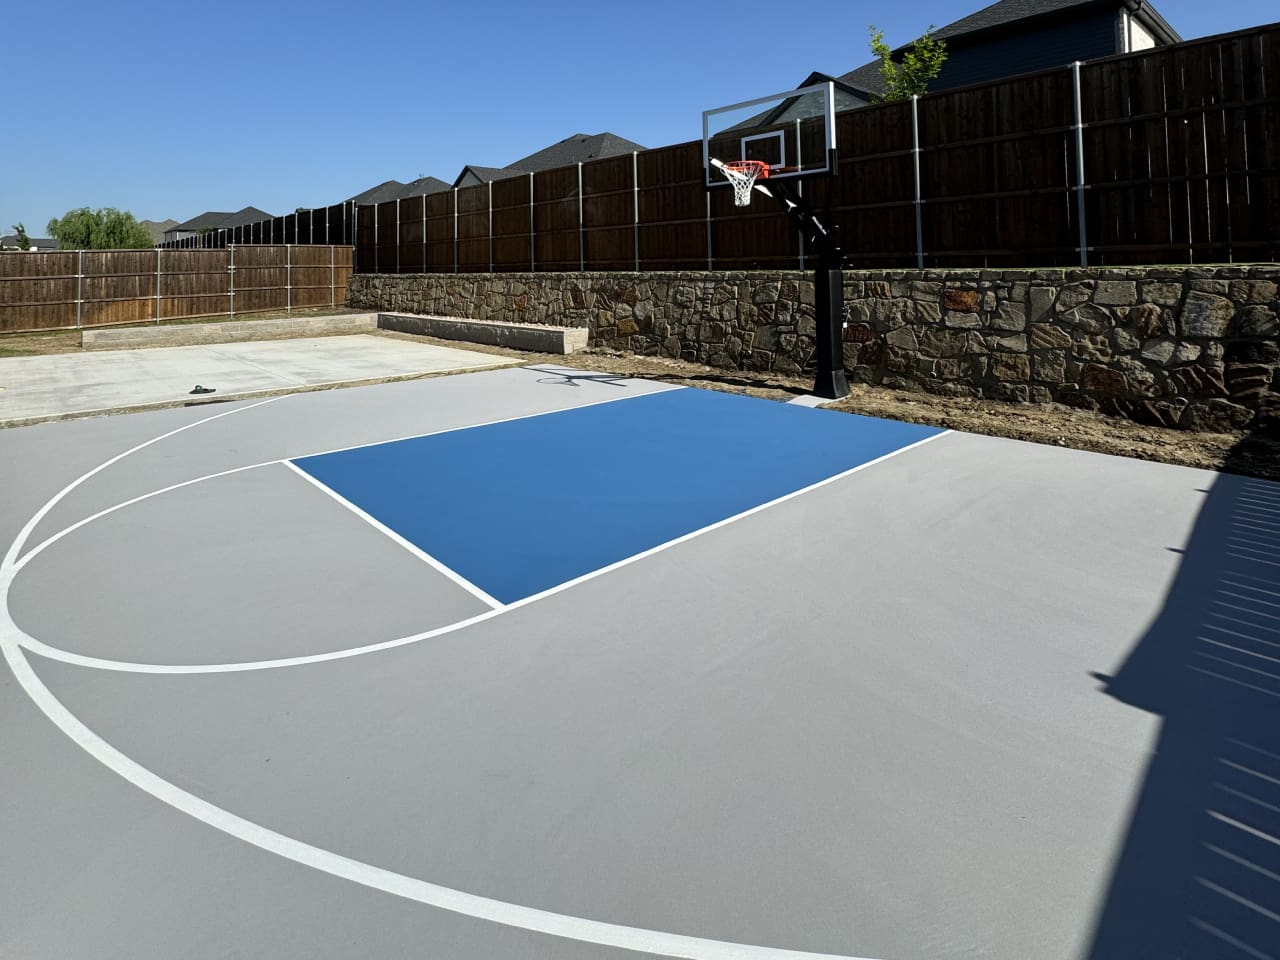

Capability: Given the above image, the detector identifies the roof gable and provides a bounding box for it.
[398,176,451,198]
[221,206,272,228]
[172,211,233,232]
[169,207,272,234]
[451,165,530,189]
[345,180,409,204]
[508,132,647,172]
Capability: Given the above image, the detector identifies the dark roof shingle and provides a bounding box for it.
[171,210,234,232]
[169,206,272,233]
[508,132,647,171]
[345,180,409,204]
[0,235,57,250]
[451,165,531,188]
[397,176,451,198]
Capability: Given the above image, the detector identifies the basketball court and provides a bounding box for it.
[2,362,1277,960]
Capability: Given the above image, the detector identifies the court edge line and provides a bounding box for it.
[281,460,504,610]
[13,386,679,577]
[16,428,952,675]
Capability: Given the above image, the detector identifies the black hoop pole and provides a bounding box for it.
[758,180,850,400]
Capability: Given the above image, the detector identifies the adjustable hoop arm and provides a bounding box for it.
[753,179,843,270]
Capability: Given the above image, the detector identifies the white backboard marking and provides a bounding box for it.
[703,81,837,188]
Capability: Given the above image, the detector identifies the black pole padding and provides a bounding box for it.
[813,267,850,400]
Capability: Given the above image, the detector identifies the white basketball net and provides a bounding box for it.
[723,161,766,206]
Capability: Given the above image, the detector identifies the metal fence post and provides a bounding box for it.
[632,151,640,272]
[75,250,83,329]
[330,243,335,307]
[488,180,494,273]
[286,244,292,313]
[229,245,235,319]
[578,162,585,272]
[453,188,459,273]
[155,248,162,323]
[705,192,713,271]
[912,95,925,269]
[395,198,401,274]
[349,207,356,275]
[1072,61,1089,267]
[373,203,379,273]
[795,119,805,271]
[529,172,535,272]
[422,194,427,274]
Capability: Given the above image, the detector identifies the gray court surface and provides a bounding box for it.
[2,366,1277,960]
[0,334,517,424]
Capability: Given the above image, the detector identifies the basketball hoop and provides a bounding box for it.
[722,160,769,206]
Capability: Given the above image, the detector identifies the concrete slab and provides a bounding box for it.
[82,313,379,350]
[0,334,519,426]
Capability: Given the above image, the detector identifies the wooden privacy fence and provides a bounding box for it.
[0,246,354,334]
[355,23,1279,273]
[159,202,358,249]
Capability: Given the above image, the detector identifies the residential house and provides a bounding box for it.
[164,206,272,244]
[399,176,451,198]
[342,177,451,205]
[0,234,57,251]
[451,132,647,188]
[452,165,529,189]
[818,0,1181,100]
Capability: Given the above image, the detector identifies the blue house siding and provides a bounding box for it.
[932,8,1118,90]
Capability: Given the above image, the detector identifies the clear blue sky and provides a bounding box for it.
[2,0,1274,235]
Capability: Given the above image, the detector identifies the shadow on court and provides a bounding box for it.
[1087,436,1280,960]
[525,364,813,397]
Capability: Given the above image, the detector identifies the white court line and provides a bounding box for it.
[0,636,878,960]
[0,386,900,960]
[16,430,951,674]
[282,460,504,610]
[3,396,285,572]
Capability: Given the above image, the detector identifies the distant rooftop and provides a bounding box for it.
[0,234,57,250]
[167,207,273,235]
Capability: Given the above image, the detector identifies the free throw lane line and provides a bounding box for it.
[282,460,503,609]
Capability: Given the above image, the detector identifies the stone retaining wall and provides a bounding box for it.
[347,268,1280,431]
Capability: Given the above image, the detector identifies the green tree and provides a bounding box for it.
[10,223,31,250]
[868,25,948,102]
[45,207,153,250]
